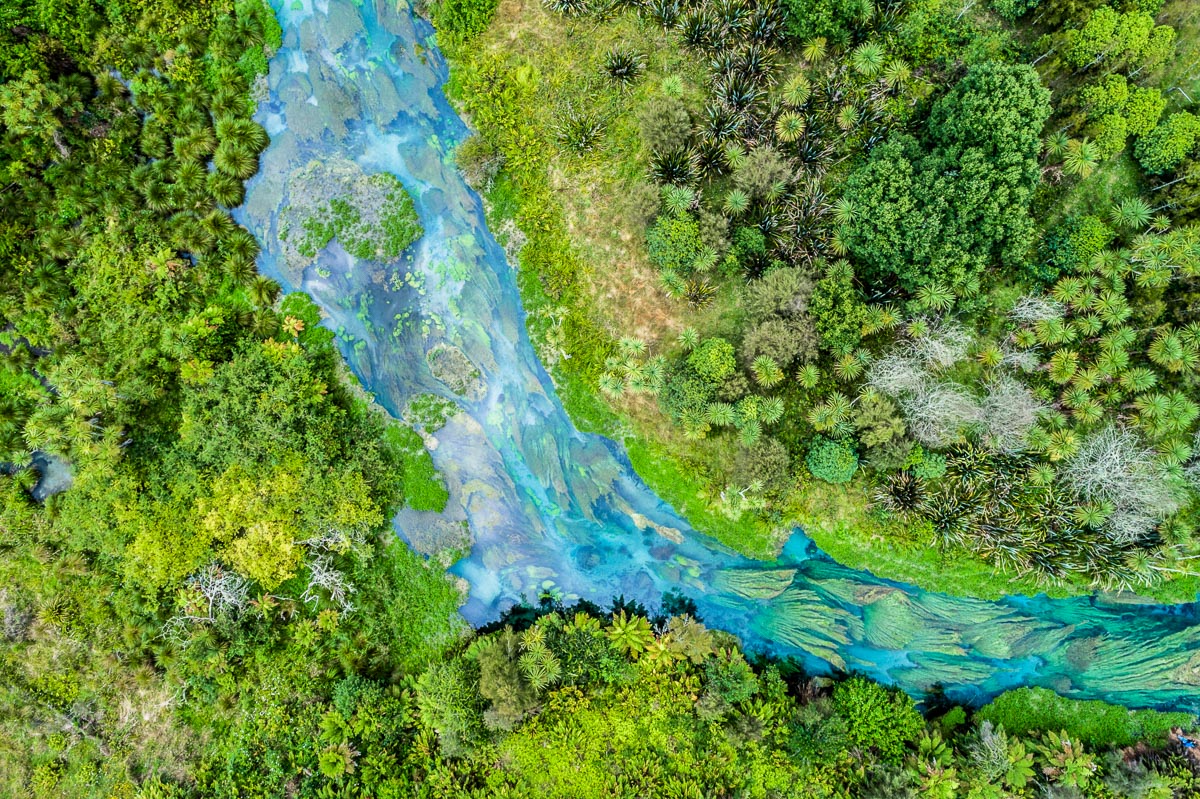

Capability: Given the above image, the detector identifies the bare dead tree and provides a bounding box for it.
[301,555,356,613]
[900,382,984,448]
[911,320,973,370]
[1009,294,1066,324]
[162,564,249,642]
[1062,426,1184,543]
[981,374,1047,454]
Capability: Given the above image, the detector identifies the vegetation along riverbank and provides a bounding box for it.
[432,0,1200,603]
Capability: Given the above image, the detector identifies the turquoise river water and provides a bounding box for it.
[236,0,1200,711]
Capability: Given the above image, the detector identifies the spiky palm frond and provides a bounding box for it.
[213,143,259,179]
[723,188,750,216]
[557,106,606,153]
[851,43,886,77]
[774,111,806,143]
[679,9,720,50]
[1062,138,1099,177]
[604,48,644,84]
[651,147,699,185]
[644,0,681,27]
[1108,197,1152,231]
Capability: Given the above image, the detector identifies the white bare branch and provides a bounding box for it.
[981,374,1046,454]
[1009,294,1066,324]
[301,555,357,613]
[1062,426,1184,543]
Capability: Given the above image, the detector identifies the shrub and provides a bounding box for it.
[806,436,859,483]
[647,212,707,274]
[1135,112,1200,175]
[433,0,500,43]
[832,676,924,762]
[688,338,737,384]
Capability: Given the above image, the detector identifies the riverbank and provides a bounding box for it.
[431,0,1200,605]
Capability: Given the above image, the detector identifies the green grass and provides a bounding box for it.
[802,480,1200,603]
[976,687,1196,747]
[385,424,450,513]
[625,436,779,559]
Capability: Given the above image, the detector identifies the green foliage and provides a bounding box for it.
[688,337,737,384]
[433,0,500,43]
[783,0,873,43]
[1135,111,1200,175]
[977,687,1195,748]
[810,262,866,354]
[842,63,1051,301]
[806,436,860,484]
[647,211,707,275]
[832,676,925,763]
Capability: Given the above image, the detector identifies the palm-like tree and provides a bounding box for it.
[802,37,827,63]
[1062,138,1100,178]
[1047,349,1080,384]
[851,43,886,78]
[780,73,811,107]
[1044,131,1069,160]
[1118,367,1157,394]
[882,58,911,87]
[251,275,281,308]
[214,143,259,179]
[723,188,750,216]
[207,172,245,208]
[774,111,805,143]
[1108,197,1152,231]
[1148,329,1198,373]
[752,355,784,387]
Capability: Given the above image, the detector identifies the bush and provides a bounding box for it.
[806,436,859,483]
[1135,112,1200,175]
[990,0,1039,20]
[832,676,924,762]
[433,0,500,43]
[688,338,737,384]
[976,687,1195,748]
[647,212,706,274]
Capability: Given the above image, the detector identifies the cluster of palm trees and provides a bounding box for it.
[0,4,280,464]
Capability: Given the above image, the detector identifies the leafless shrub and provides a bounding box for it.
[1009,294,1065,324]
[302,555,356,612]
[981,374,1046,453]
[899,381,984,448]
[162,564,249,642]
[1062,426,1184,543]
[910,320,973,370]
[866,353,928,397]
[1000,343,1041,373]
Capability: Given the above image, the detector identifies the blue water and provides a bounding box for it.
[237,0,1200,712]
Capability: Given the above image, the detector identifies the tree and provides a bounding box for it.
[1135,112,1200,174]
[841,64,1051,299]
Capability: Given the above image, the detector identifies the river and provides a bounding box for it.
[235,0,1200,711]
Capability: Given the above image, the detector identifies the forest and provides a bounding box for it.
[0,0,1197,796]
